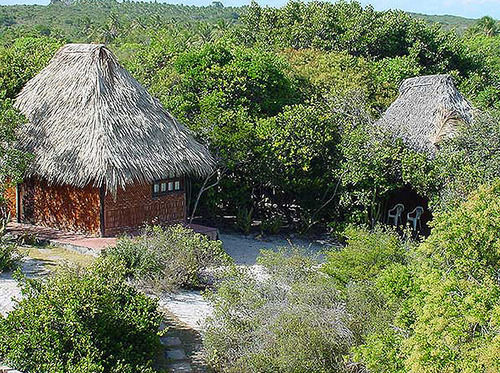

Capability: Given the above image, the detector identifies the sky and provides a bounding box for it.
[0,0,499,19]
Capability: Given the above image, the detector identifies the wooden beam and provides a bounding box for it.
[15,184,21,223]
[99,185,105,237]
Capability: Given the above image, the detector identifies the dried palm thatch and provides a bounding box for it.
[376,74,474,155]
[15,44,215,195]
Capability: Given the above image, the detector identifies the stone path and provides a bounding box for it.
[158,290,212,332]
[158,310,206,372]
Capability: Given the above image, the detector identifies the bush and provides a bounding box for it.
[0,257,163,373]
[0,241,19,273]
[403,180,500,372]
[322,225,412,286]
[0,223,21,273]
[105,224,232,292]
[260,215,283,235]
[203,248,353,373]
[236,207,253,235]
[352,181,500,372]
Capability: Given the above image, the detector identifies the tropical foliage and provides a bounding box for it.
[0,1,498,231]
[0,1,499,372]
[0,258,163,373]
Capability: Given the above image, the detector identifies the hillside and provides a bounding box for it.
[410,12,477,32]
[0,0,240,41]
[0,0,484,41]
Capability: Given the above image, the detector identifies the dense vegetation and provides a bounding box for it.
[204,249,352,372]
[0,258,163,372]
[0,1,498,371]
[0,0,498,233]
[206,182,499,372]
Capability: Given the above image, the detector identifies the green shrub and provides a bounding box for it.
[0,241,19,273]
[403,180,500,373]
[204,248,353,373]
[0,222,21,273]
[105,224,232,292]
[352,181,500,372]
[236,207,253,235]
[420,179,500,279]
[260,215,283,235]
[0,257,163,373]
[323,225,412,286]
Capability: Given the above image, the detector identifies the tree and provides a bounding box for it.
[429,110,500,211]
[468,16,500,37]
[0,100,31,223]
[0,36,61,100]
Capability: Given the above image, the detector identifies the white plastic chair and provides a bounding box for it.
[407,206,424,232]
[388,204,404,226]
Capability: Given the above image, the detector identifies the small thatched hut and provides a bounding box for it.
[376,74,474,155]
[8,44,215,237]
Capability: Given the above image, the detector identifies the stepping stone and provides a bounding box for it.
[167,362,192,372]
[161,336,182,346]
[166,348,186,360]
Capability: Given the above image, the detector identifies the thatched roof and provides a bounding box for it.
[15,44,215,194]
[376,74,474,155]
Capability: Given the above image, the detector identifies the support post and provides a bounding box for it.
[99,185,105,237]
[15,184,21,223]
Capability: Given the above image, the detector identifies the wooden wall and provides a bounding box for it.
[103,183,186,237]
[22,178,101,236]
[3,186,16,219]
[12,179,186,237]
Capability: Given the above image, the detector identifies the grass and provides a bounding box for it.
[20,244,96,269]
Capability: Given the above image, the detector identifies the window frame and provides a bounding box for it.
[152,176,184,198]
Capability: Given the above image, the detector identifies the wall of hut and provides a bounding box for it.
[3,186,17,220]
[21,178,101,236]
[103,182,186,237]
[7,179,186,237]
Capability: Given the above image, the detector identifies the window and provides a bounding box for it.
[152,176,184,198]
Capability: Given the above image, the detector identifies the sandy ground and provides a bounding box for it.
[0,256,50,316]
[0,233,332,331]
[220,232,327,265]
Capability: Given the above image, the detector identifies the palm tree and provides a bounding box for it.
[470,16,499,37]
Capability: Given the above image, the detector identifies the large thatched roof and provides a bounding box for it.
[15,44,215,194]
[376,74,474,155]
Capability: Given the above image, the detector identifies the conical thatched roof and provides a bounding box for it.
[376,74,474,155]
[15,44,215,194]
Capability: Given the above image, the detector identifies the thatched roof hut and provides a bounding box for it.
[15,43,215,195]
[376,74,474,155]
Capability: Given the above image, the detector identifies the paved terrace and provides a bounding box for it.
[5,222,219,256]
[6,222,116,256]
